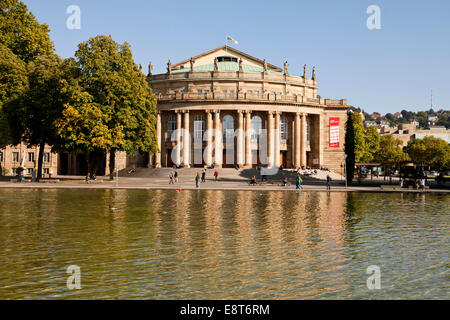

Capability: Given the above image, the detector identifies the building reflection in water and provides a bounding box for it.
[2,189,445,299]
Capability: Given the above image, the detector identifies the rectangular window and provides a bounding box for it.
[43,168,49,174]
[197,90,203,95]
[254,91,259,96]
[27,168,33,175]
[28,152,35,162]
[12,168,17,175]
[247,90,252,94]
[43,153,50,163]
[13,152,19,162]
[0,151,3,162]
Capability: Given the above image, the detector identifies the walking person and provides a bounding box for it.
[326,174,332,190]
[195,172,200,188]
[420,178,425,191]
[201,169,206,183]
[296,175,303,190]
[174,170,178,183]
[214,170,219,182]
[282,176,288,187]
[169,171,174,184]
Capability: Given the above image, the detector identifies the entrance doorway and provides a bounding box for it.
[166,149,174,167]
[280,151,287,168]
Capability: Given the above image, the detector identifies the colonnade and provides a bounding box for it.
[155,109,311,169]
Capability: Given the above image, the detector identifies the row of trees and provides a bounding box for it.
[0,0,157,180]
[345,111,449,183]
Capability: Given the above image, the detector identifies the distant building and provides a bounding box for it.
[428,115,438,125]
[371,113,381,119]
[364,121,378,128]
[384,123,450,146]
[394,112,402,118]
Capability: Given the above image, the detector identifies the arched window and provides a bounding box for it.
[194,115,205,141]
[280,116,288,142]
[168,115,177,141]
[251,115,262,143]
[222,115,234,142]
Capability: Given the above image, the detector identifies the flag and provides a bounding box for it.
[226,35,238,45]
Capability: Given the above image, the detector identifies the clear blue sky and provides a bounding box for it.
[23,0,450,114]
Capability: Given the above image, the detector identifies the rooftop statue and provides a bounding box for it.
[148,62,154,76]
[284,61,289,75]
[303,64,307,78]
[190,57,195,72]
[214,57,218,72]
[167,59,172,74]
[312,66,316,81]
[263,59,268,72]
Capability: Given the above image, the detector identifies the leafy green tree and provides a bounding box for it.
[374,134,407,164]
[73,35,157,178]
[405,136,450,170]
[55,88,114,175]
[0,0,53,63]
[4,54,74,180]
[0,44,28,175]
[361,125,380,163]
[344,111,356,183]
[352,112,366,163]
[0,44,27,147]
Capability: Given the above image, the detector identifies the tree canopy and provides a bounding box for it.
[374,134,407,164]
[57,35,158,177]
[4,53,75,179]
[0,0,54,63]
[405,136,450,170]
[0,44,28,148]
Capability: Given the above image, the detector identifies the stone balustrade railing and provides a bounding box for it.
[154,92,347,106]
[148,71,317,87]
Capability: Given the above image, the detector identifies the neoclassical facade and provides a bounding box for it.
[148,46,349,172]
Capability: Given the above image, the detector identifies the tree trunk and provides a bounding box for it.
[109,150,116,180]
[86,153,91,178]
[36,141,45,181]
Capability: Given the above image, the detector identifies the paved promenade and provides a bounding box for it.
[0,168,448,193]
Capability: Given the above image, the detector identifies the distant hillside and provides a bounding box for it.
[349,107,449,129]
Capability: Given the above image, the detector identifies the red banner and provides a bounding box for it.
[329,117,340,148]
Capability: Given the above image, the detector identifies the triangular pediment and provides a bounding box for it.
[172,46,282,72]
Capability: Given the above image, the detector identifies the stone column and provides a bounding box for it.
[301,113,307,167]
[237,110,244,167]
[244,111,252,167]
[182,110,190,167]
[267,111,274,167]
[274,112,281,168]
[155,112,161,168]
[205,110,213,167]
[176,111,182,166]
[294,112,301,168]
[214,110,222,167]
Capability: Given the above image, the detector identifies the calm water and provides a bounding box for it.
[0,189,448,299]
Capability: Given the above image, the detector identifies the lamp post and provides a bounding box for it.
[115,151,119,187]
[344,154,348,189]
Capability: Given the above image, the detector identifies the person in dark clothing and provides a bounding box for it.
[201,169,206,183]
[195,172,200,188]
[326,174,332,190]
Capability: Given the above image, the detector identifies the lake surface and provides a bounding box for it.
[0,189,448,299]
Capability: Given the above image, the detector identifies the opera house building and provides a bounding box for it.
[148,46,349,172]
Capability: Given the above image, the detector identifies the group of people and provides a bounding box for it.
[168,170,178,184]
[247,172,333,190]
[195,169,219,188]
